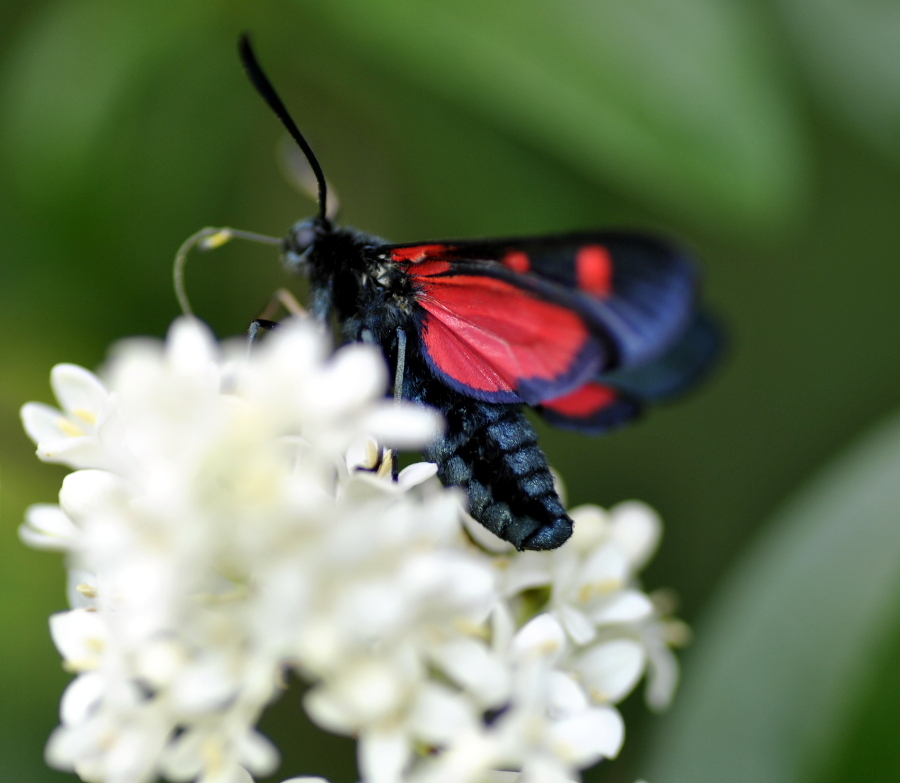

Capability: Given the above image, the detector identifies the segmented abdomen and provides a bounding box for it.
[416,388,573,550]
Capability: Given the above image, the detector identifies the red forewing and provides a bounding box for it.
[411,270,603,404]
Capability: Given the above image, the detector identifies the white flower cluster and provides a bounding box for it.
[21,318,684,783]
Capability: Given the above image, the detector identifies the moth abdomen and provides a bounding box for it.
[504,445,546,477]
[418,389,572,551]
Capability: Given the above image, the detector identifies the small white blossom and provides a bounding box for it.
[22,316,685,783]
[495,502,679,711]
[21,363,126,471]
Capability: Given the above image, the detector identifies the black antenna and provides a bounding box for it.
[238,35,329,225]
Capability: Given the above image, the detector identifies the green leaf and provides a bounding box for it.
[301,0,809,233]
[641,411,900,783]
[813,613,900,783]
[776,0,900,167]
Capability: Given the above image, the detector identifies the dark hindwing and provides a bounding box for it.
[538,309,722,434]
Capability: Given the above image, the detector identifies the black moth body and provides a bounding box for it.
[238,37,717,552]
[284,223,571,550]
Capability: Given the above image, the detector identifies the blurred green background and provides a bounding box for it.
[2,1,900,782]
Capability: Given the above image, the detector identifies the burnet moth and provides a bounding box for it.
[236,37,718,551]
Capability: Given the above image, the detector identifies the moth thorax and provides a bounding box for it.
[372,263,392,288]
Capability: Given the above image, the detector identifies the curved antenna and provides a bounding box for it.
[239,35,329,225]
[278,136,341,221]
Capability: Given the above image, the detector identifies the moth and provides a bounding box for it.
[238,37,718,551]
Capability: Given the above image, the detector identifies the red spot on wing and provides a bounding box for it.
[576,245,613,297]
[502,250,531,274]
[391,244,451,263]
[417,275,591,396]
[543,382,617,416]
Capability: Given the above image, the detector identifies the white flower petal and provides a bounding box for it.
[237,730,279,775]
[429,639,510,707]
[480,772,520,783]
[45,720,102,770]
[421,556,497,614]
[336,579,409,639]
[281,778,332,783]
[173,660,240,714]
[49,609,106,668]
[305,661,405,731]
[60,672,104,726]
[590,590,655,625]
[205,764,255,783]
[364,404,443,448]
[265,317,327,364]
[490,602,516,657]
[36,436,112,470]
[295,621,343,675]
[21,402,70,444]
[166,318,219,377]
[547,671,589,719]
[346,435,381,472]
[555,604,596,646]
[548,545,581,596]
[359,728,411,783]
[520,754,576,783]
[59,469,124,525]
[567,504,610,553]
[315,343,387,413]
[66,569,97,609]
[572,542,628,601]
[304,687,358,734]
[50,364,109,418]
[134,638,186,687]
[502,551,552,594]
[19,504,79,550]
[397,461,438,489]
[105,718,169,783]
[513,614,567,663]
[571,639,646,704]
[549,705,624,764]
[609,501,662,571]
[160,728,205,779]
[410,683,475,744]
[644,637,681,712]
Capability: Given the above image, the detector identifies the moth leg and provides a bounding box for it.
[258,287,307,321]
[390,328,408,479]
[247,288,307,358]
[393,328,407,403]
[246,319,280,357]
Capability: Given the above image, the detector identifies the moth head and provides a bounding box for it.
[283,217,331,271]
